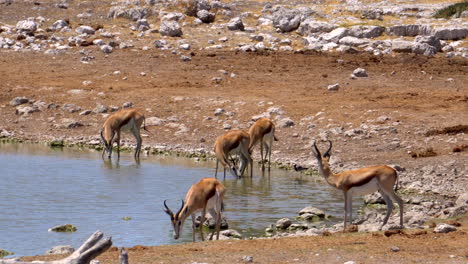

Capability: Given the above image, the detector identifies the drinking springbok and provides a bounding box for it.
[248,118,277,171]
[214,130,253,178]
[163,177,226,241]
[100,108,146,159]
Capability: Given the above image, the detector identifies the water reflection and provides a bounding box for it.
[0,143,359,257]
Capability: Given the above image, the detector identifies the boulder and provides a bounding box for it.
[61,104,81,113]
[322,27,348,42]
[276,218,292,229]
[391,39,414,53]
[433,27,468,41]
[352,67,368,77]
[297,19,336,36]
[348,25,385,39]
[220,229,242,239]
[455,193,468,207]
[277,117,294,128]
[159,20,182,37]
[45,245,75,255]
[16,18,37,33]
[107,6,150,21]
[434,223,457,233]
[48,224,77,232]
[184,0,211,17]
[16,105,39,115]
[339,36,369,46]
[227,17,244,31]
[100,45,113,54]
[387,24,432,37]
[136,19,150,31]
[10,97,29,106]
[415,35,441,51]
[197,10,215,23]
[272,8,301,33]
[75,25,95,35]
[50,20,69,31]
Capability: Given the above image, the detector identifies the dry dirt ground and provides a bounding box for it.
[1,42,468,264]
[20,217,468,263]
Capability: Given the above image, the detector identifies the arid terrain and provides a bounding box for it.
[1,0,468,263]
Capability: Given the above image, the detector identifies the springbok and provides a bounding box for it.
[100,108,146,159]
[311,140,403,229]
[163,177,226,242]
[214,130,253,178]
[248,118,278,171]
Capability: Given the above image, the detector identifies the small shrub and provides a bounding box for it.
[434,1,468,19]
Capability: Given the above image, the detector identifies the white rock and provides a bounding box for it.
[75,25,95,35]
[45,245,75,255]
[16,18,37,33]
[227,17,244,31]
[100,45,113,54]
[434,224,457,233]
[159,20,182,37]
[352,68,368,77]
[327,83,340,91]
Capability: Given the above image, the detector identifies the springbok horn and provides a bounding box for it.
[163,200,173,215]
[324,140,333,157]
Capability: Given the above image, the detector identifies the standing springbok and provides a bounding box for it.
[311,140,403,229]
[248,118,278,171]
[214,130,253,178]
[163,177,226,242]
[100,108,146,159]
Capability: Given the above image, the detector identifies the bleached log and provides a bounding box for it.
[0,231,112,264]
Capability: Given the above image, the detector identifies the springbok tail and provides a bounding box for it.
[394,174,400,191]
[274,135,279,141]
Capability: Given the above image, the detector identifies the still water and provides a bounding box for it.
[0,143,351,257]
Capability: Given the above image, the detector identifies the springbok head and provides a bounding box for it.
[163,200,187,239]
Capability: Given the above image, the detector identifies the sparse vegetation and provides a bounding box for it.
[0,249,14,259]
[433,1,468,18]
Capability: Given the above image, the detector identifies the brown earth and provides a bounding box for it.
[20,218,468,264]
[2,44,468,264]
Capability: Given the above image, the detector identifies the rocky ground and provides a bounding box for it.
[1,0,468,263]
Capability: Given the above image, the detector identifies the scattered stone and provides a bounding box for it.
[297,19,336,35]
[221,229,242,239]
[277,117,294,128]
[50,20,69,31]
[48,224,77,232]
[160,20,182,37]
[223,123,231,130]
[455,192,468,207]
[100,45,113,54]
[276,218,292,229]
[327,83,340,91]
[227,17,244,31]
[214,108,225,116]
[123,102,133,108]
[146,117,165,126]
[434,224,457,233]
[242,256,253,263]
[298,206,326,221]
[181,55,192,62]
[391,246,400,252]
[197,10,215,23]
[79,110,92,116]
[352,68,368,77]
[94,104,107,113]
[45,245,75,255]
[16,18,37,33]
[75,25,95,35]
[10,97,30,106]
[61,104,81,113]
[272,8,301,33]
[16,105,39,115]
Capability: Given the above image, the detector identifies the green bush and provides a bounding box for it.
[434,1,468,19]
